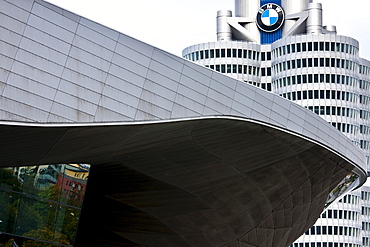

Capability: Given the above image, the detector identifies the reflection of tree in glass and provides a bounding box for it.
[0,167,83,245]
[32,185,80,244]
[55,207,80,244]
[16,196,44,236]
[22,227,71,246]
[3,238,16,247]
[0,169,21,234]
[38,185,61,203]
[0,191,18,234]
[0,168,22,191]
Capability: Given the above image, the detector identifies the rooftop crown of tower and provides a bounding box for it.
[217,0,334,44]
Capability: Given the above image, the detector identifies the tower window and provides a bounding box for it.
[308,42,312,51]
[320,42,324,51]
[314,42,319,51]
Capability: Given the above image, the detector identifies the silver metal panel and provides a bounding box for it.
[97,96,136,119]
[118,34,156,58]
[8,0,34,11]
[107,63,146,89]
[148,60,183,85]
[73,35,114,62]
[10,61,60,89]
[152,48,186,72]
[173,93,204,115]
[76,24,117,51]
[58,79,102,105]
[0,96,49,121]
[27,14,75,43]
[1,0,30,23]
[144,72,178,99]
[79,17,119,42]
[34,0,80,22]
[69,46,111,72]
[64,57,107,82]
[114,42,152,68]
[19,37,68,66]
[48,102,94,122]
[6,72,56,101]
[15,49,64,77]
[32,2,79,33]
[61,68,105,94]
[53,91,97,116]
[23,25,72,55]
[93,105,133,122]
[2,84,52,112]
[0,54,14,72]
[1,10,27,35]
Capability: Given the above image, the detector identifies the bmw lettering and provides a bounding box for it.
[256,3,285,32]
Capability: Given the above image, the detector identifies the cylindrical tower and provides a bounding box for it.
[217,10,233,41]
[272,35,361,145]
[324,25,337,33]
[235,0,259,18]
[282,0,312,36]
[234,0,260,42]
[307,2,323,34]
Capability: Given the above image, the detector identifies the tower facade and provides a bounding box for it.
[292,186,370,247]
[183,0,370,246]
[182,0,370,167]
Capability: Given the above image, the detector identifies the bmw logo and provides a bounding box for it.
[256,3,285,32]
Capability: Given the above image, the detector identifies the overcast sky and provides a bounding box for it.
[45,0,370,58]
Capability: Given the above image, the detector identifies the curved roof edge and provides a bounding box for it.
[0,114,367,187]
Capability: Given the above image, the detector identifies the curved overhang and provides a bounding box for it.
[0,116,366,181]
[0,116,366,246]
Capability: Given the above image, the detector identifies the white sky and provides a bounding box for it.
[45,0,370,58]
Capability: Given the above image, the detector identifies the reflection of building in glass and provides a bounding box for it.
[325,173,361,208]
[56,164,89,203]
[34,165,61,189]
[0,164,90,247]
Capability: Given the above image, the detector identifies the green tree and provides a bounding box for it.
[0,168,22,191]
[4,238,16,247]
[22,227,71,247]
[37,185,61,202]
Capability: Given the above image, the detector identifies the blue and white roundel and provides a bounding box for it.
[256,3,285,33]
[261,9,279,26]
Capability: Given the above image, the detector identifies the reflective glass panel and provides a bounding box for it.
[325,172,360,208]
[0,164,90,246]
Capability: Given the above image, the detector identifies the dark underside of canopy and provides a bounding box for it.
[0,119,353,247]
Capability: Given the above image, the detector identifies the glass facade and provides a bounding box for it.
[325,173,361,208]
[0,164,90,247]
